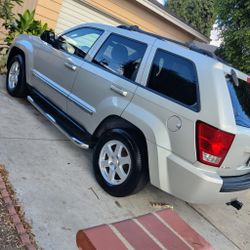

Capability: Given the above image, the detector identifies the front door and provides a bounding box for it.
[32,27,104,111]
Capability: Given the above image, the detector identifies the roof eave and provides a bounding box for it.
[135,0,210,43]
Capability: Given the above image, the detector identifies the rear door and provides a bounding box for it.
[67,32,151,133]
[126,44,200,163]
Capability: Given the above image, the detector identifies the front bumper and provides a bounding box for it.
[221,172,250,192]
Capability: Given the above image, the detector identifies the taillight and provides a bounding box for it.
[196,121,235,167]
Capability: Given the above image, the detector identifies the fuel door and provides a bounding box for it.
[167,115,182,132]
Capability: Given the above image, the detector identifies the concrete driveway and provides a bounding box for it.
[0,75,249,250]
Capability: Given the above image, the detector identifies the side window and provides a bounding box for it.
[147,50,198,108]
[93,34,147,81]
[58,27,103,59]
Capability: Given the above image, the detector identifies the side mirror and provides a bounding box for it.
[40,30,56,46]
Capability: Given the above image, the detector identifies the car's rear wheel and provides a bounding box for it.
[6,54,27,97]
[93,129,148,197]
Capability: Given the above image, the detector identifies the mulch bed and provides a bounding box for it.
[0,198,25,250]
[0,165,38,250]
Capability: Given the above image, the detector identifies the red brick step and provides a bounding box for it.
[76,209,212,250]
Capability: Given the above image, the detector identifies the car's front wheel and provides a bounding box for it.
[93,129,148,197]
[6,54,27,97]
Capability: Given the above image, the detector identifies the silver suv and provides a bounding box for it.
[6,23,250,204]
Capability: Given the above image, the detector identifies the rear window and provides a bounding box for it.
[227,77,250,128]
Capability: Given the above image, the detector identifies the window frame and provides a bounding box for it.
[146,48,201,112]
[91,33,148,83]
[57,26,104,60]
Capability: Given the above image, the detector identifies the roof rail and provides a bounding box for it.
[117,25,221,61]
[117,25,187,47]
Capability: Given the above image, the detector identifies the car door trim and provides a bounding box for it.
[68,93,96,115]
[32,69,70,98]
[32,69,96,115]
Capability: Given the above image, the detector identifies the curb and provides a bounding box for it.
[0,173,36,250]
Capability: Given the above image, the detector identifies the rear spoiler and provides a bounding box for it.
[224,65,250,87]
[231,69,239,86]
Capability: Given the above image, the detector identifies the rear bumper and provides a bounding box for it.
[153,146,249,204]
[221,173,250,192]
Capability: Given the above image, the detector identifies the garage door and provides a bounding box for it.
[56,0,122,33]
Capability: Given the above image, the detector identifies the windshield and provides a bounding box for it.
[227,77,250,128]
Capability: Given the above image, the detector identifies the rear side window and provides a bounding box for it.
[147,49,198,108]
[93,34,147,81]
[227,77,250,128]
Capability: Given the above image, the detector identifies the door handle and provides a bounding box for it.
[110,84,127,97]
[64,62,77,71]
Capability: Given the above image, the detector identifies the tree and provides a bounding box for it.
[215,0,250,74]
[167,0,215,37]
[0,0,23,28]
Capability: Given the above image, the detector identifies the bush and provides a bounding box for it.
[0,0,23,29]
[0,46,8,74]
[5,9,49,45]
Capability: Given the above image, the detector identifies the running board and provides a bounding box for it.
[27,95,90,149]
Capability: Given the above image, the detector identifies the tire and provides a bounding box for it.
[93,129,148,197]
[6,54,27,97]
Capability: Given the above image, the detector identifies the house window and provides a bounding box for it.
[147,49,198,107]
[93,34,147,81]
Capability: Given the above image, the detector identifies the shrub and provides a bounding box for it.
[0,46,8,74]
[0,0,23,29]
[5,9,49,45]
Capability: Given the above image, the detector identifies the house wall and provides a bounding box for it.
[1,0,201,44]
[34,0,63,29]
[56,0,122,33]
[45,0,197,42]
[83,0,195,42]
[13,0,38,13]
